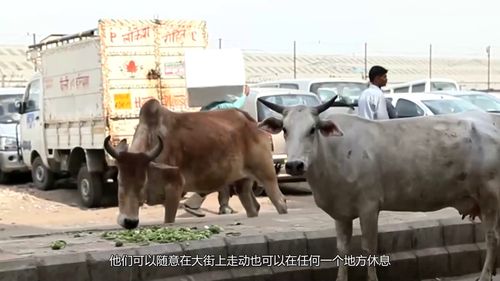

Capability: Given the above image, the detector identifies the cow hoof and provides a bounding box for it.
[219,206,236,215]
[184,206,206,217]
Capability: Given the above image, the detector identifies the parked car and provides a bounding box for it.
[383,78,460,94]
[0,88,29,183]
[240,88,322,184]
[386,93,482,118]
[432,90,500,113]
[252,78,367,113]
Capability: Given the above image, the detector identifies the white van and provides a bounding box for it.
[0,88,29,182]
[383,78,460,94]
[252,78,369,104]
[252,78,367,115]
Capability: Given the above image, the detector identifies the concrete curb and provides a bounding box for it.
[0,217,490,281]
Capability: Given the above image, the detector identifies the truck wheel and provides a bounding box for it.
[0,171,11,184]
[101,181,118,207]
[32,156,55,190]
[77,165,103,208]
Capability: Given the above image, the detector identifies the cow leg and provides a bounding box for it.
[234,178,260,217]
[250,162,287,215]
[478,195,498,281]
[335,219,353,281]
[359,209,380,281]
[218,186,236,215]
[163,185,183,223]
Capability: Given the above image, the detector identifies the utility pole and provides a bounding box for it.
[29,33,37,71]
[364,42,368,80]
[429,44,432,80]
[218,38,222,49]
[487,45,491,90]
[293,40,296,79]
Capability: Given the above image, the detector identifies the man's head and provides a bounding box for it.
[257,96,344,175]
[369,65,388,88]
[104,135,179,229]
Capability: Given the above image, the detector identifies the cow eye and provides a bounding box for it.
[309,127,315,135]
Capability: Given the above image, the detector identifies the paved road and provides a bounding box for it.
[424,273,500,280]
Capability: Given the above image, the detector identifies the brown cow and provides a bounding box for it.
[104,98,288,229]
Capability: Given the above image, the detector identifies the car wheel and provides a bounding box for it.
[31,156,55,190]
[77,164,103,208]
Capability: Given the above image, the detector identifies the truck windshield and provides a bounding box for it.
[257,94,320,121]
[0,95,23,123]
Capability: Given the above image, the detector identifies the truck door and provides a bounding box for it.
[19,78,47,168]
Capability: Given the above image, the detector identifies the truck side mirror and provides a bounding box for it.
[16,101,25,114]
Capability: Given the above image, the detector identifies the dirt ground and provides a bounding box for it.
[0,175,314,235]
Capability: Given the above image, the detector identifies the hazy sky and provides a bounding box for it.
[1,0,498,57]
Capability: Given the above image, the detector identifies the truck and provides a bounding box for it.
[17,19,225,208]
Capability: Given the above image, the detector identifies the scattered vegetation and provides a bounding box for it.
[101,225,224,247]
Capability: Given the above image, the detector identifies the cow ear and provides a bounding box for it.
[258,117,283,134]
[317,120,343,137]
[149,162,179,171]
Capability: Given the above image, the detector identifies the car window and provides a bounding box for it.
[412,83,426,93]
[278,83,299,89]
[24,79,41,113]
[311,82,368,105]
[422,99,479,115]
[255,83,279,88]
[395,99,424,117]
[458,94,500,112]
[431,82,457,91]
[394,86,410,93]
[257,94,320,121]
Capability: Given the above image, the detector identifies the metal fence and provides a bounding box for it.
[214,39,500,91]
[1,38,500,91]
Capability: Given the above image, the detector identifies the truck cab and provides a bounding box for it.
[18,73,53,189]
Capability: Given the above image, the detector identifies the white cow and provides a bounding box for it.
[257,95,500,281]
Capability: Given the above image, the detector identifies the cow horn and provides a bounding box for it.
[104,136,119,159]
[145,136,163,161]
[314,95,338,114]
[258,98,285,114]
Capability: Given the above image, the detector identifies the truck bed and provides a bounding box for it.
[39,19,209,151]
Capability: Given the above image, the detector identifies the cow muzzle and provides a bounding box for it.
[123,218,139,229]
[117,213,139,229]
[285,161,305,176]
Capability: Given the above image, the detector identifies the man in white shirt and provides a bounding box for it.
[358,65,391,120]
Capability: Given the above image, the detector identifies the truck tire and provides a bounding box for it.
[0,171,11,184]
[32,156,55,190]
[77,165,103,208]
